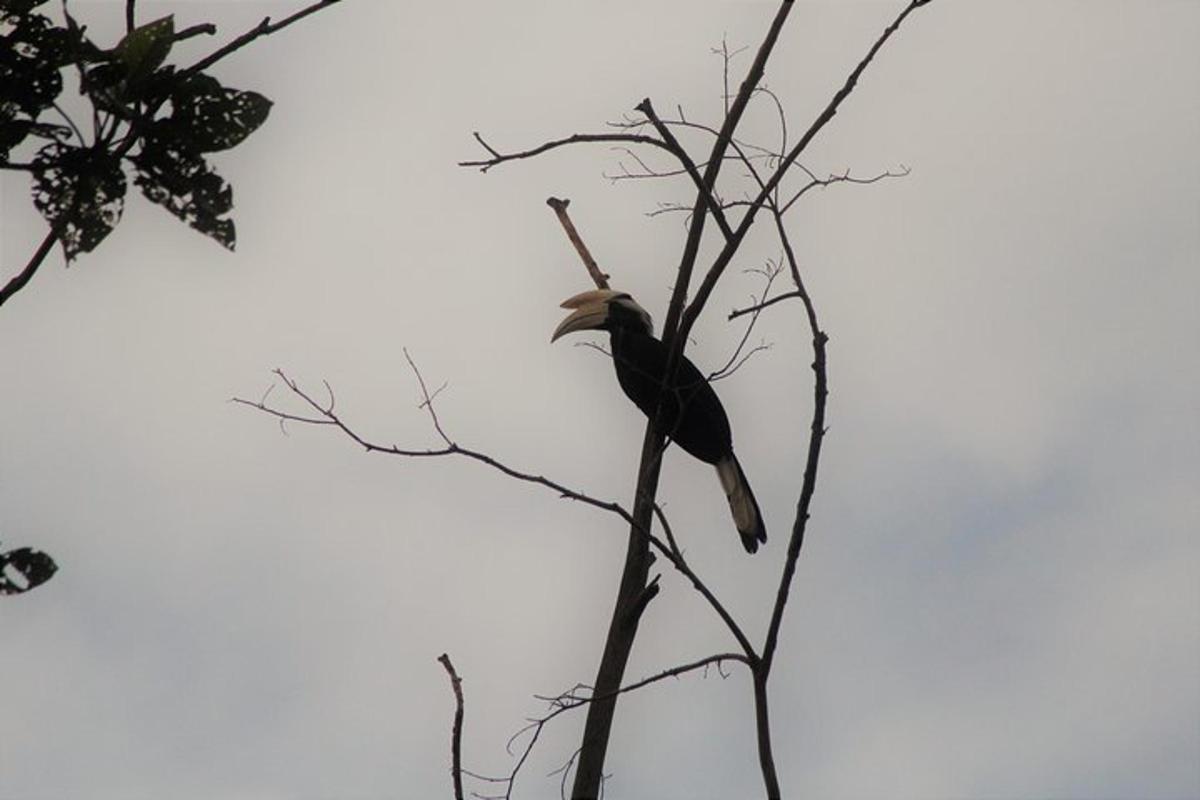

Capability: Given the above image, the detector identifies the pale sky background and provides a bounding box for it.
[2,2,1198,799]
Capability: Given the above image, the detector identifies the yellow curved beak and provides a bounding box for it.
[551,301,610,341]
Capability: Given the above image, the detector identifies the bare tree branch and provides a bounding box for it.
[438,654,466,800]
[461,132,672,173]
[548,748,584,800]
[753,86,789,162]
[728,290,802,320]
[678,0,935,349]
[540,197,750,677]
[604,147,722,184]
[228,3,935,797]
[0,230,57,309]
[572,7,796,797]
[635,99,733,241]
[714,341,772,381]
[232,366,650,529]
[659,0,794,346]
[496,653,750,799]
[778,165,910,215]
[760,205,828,673]
[235,359,758,669]
[709,260,782,381]
[546,198,609,289]
[714,38,750,119]
[650,505,757,660]
[611,115,781,166]
[185,0,343,76]
[234,339,774,798]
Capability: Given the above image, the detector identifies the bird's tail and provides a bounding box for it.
[715,454,767,554]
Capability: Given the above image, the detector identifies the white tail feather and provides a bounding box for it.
[715,455,764,552]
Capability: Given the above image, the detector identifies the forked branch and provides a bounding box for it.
[677,0,936,348]
[231,363,648,530]
[234,356,757,663]
[634,99,734,241]
[488,653,750,800]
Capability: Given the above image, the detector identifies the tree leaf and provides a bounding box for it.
[0,1,52,20]
[133,141,235,249]
[112,14,173,85]
[1,6,90,156]
[0,11,65,117]
[0,106,26,159]
[0,546,58,595]
[160,73,273,153]
[80,61,131,116]
[0,115,70,159]
[32,142,127,260]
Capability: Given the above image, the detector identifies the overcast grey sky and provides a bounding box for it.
[2,2,1198,798]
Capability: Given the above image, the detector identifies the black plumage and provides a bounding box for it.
[553,290,767,553]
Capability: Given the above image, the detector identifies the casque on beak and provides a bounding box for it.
[551,289,619,342]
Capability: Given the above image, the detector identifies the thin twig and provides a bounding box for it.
[550,747,583,800]
[715,342,772,381]
[729,290,802,320]
[678,0,934,351]
[659,0,794,345]
[501,653,749,799]
[778,165,910,215]
[461,132,672,173]
[185,0,342,76]
[622,116,780,163]
[403,348,451,445]
[635,99,733,241]
[709,260,782,380]
[753,86,788,163]
[604,147,731,183]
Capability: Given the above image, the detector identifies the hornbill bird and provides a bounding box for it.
[552,289,767,553]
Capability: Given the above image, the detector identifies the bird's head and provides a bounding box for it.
[551,289,654,342]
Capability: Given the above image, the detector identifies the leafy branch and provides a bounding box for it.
[0,0,342,309]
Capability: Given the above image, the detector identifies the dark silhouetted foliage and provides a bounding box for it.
[2,0,339,592]
[1,1,274,260]
[0,544,58,595]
